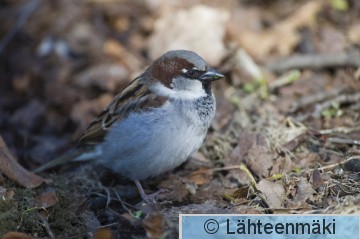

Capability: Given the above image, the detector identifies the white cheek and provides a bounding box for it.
[151,82,176,98]
[176,80,206,99]
[151,80,206,100]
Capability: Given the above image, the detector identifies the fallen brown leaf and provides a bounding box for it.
[257,179,285,208]
[245,132,294,177]
[311,169,324,188]
[142,211,165,239]
[148,5,229,66]
[70,94,113,134]
[245,135,274,178]
[103,39,142,71]
[293,177,317,203]
[35,189,59,208]
[0,136,44,188]
[74,63,129,92]
[2,232,34,239]
[231,1,322,59]
[93,228,113,239]
[187,168,213,186]
[348,23,360,44]
[157,176,189,203]
[223,186,250,204]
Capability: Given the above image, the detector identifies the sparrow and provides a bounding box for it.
[37,50,224,203]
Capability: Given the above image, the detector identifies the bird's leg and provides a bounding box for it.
[134,180,155,204]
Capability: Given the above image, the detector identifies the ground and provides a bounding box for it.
[0,0,360,238]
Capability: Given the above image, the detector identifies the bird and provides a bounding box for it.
[37,50,224,204]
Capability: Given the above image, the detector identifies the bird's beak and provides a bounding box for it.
[199,68,224,81]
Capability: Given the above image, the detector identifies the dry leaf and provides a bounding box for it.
[311,169,324,188]
[187,169,213,186]
[257,179,285,208]
[293,177,317,203]
[0,136,44,188]
[231,1,322,58]
[70,94,113,132]
[348,24,360,44]
[35,189,59,208]
[104,39,142,71]
[93,228,113,239]
[2,232,34,239]
[142,211,165,239]
[74,64,129,92]
[245,135,274,178]
[148,5,229,66]
[245,131,294,177]
[224,186,250,204]
[157,176,189,203]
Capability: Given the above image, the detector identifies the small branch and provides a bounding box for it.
[39,215,55,239]
[327,137,360,146]
[320,125,360,135]
[312,92,360,117]
[240,163,258,192]
[269,70,301,91]
[289,88,343,113]
[267,49,360,73]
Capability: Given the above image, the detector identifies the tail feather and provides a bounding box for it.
[33,146,100,173]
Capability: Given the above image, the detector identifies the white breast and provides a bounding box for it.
[98,100,212,180]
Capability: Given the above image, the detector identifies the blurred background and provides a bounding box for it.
[0,0,360,238]
[1,0,359,167]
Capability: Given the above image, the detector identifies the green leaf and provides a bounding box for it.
[243,82,257,93]
[330,0,349,11]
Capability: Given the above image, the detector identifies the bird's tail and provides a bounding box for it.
[33,145,101,173]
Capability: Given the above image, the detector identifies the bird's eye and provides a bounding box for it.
[182,68,202,79]
[186,69,196,77]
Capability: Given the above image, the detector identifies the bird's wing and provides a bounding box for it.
[79,78,166,144]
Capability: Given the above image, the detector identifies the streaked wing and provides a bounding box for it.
[79,78,166,144]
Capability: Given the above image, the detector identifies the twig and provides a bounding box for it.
[316,163,341,172]
[267,49,360,73]
[0,0,41,54]
[327,137,360,146]
[39,215,55,238]
[289,88,343,113]
[112,189,133,211]
[210,165,243,172]
[239,163,258,192]
[269,70,301,91]
[89,191,135,210]
[320,125,360,134]
[312,92,360,117]
[315,155,360,172]
[235,48,263,81]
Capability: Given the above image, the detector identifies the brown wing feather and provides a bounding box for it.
[79,78,166,144]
